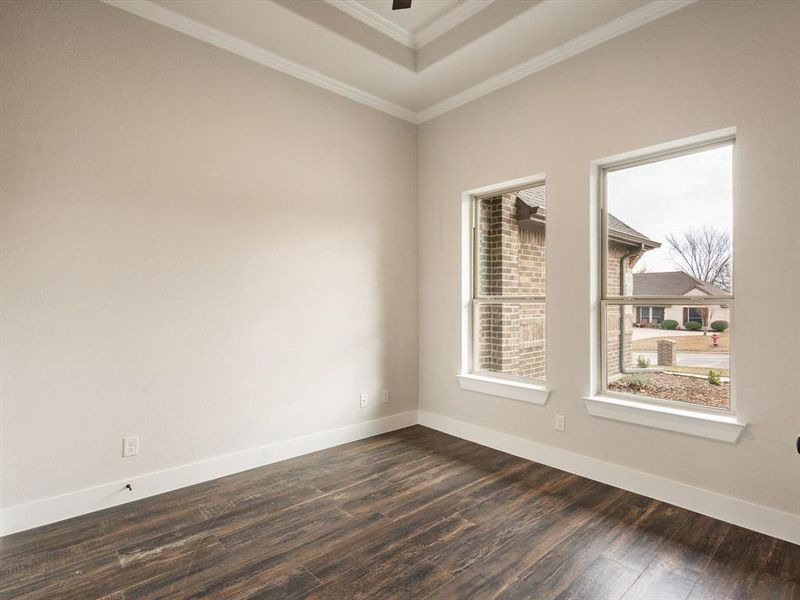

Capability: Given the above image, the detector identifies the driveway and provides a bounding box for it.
[636,351,729,369]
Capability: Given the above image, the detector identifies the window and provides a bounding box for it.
[600,139,734,410]
[684,307,708,326]
[470,183,546,384]
[636,306,665,325]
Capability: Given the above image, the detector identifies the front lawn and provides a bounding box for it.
[631,331,729,353]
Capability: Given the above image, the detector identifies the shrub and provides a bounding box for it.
[685,321,702,331]
[710,320,729,332]
[708,370,722,386]
[620,373,651,390]
[636,355,651,369]
[661,319,679,330]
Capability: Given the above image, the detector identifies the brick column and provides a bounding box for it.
[657,339,676,366]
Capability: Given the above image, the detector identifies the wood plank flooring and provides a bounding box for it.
[1,425,798,599]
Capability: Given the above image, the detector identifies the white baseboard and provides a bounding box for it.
[418,410,800,545]
[1,411,418,536]
[6,408,797,545]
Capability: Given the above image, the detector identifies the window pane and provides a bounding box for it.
[606,304,730,409]
[605,144,733,297]
[478,185,546,297]
[477,302,545,381]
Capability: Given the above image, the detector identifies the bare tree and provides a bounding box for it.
[665,226,731,292]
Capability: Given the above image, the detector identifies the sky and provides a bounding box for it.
[606,144,733,273]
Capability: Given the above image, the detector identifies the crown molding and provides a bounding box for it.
[416,0,697,123]
[101,0,419,123]
[324,0,494,50]
[103,0,697,126]
[414,0,494,49]
[323,0,416,48]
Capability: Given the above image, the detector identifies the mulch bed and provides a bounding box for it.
[609,372,729,409]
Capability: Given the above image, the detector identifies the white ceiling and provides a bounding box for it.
[102,0,696,123]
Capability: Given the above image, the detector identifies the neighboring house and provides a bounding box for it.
[478,187,659,380]
[632,271,730,328]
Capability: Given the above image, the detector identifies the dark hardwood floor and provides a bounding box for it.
[1,425,798,599]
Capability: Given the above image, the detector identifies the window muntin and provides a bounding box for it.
[472,184,546,383]
[600,140,734,410]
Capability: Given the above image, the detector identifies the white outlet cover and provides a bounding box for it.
[123,436,139,457]
[555,415,566,432]
[382,390,389,403]
[360,393,369,408]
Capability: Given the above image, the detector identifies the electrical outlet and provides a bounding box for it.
[123,436,139,457]
[381,390,389,404]
[360,393,369,408]
[555,414,565,432]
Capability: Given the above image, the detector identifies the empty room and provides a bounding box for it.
[1,0,799,598]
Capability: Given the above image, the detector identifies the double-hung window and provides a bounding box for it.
[470,182,547,384]
[599,138,734,411]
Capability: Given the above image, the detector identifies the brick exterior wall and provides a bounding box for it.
[476,190,640,381]
[477,193,546,380]
[606,244,638,377]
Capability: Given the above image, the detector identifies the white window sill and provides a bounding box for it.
[583,395,746,443]
[457,374,550,405]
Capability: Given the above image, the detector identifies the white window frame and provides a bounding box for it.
[458,174,550,405]
[587,129,746,443]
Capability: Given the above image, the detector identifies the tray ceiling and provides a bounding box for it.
[102,0,696,123]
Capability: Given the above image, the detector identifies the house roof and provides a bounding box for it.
[633,271,729,296]
[516,186,547,218]
[516,186,659,249]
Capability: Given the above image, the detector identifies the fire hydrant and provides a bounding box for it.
[711,333,719,347]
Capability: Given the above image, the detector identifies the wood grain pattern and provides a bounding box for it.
[1,426,797,599]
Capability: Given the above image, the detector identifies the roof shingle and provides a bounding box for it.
[633,271,728,296]
[516,186,658,247]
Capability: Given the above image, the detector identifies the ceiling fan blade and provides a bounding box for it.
[392,0,412,9]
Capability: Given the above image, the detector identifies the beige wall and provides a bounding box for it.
[661,304,730,327]
[418,0,800,516]
[2,0,798,527]
[0,1,417,508]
